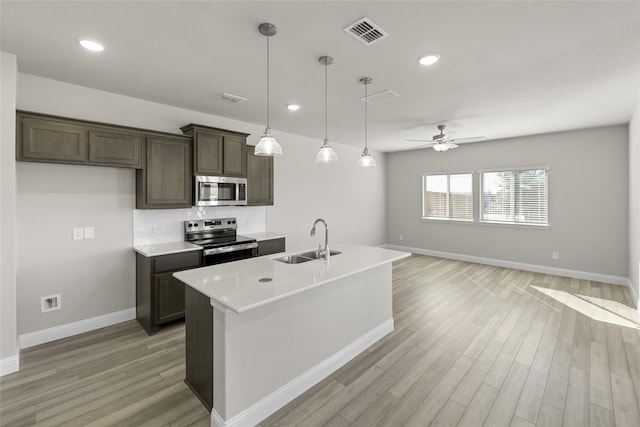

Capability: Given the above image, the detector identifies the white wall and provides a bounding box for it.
[14,73,386,337]
[386,126,629,280]
[1,52,19,374]
[630,100,640,307]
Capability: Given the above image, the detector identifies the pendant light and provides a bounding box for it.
[357,77,376,168]
[316,56,338,163]
[254,23,282,156]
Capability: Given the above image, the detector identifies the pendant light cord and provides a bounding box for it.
[324,61,328,142]
[364,82,368,151]
[266,35,270,128]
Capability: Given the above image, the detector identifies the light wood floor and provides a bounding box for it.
[2,255,640,426]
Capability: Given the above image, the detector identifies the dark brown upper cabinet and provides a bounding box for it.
[180,124,248,177]
[246,147,274,206]
[136,134,192,209]
[16,111,143,169]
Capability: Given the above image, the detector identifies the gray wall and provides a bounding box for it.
[630,101,640,305]
[1,52,18,366]
[16,163,136,334]
[386,125,629,279]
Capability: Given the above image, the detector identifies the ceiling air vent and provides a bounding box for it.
[217,92,247,103]
[344,17,389,46]
[361,89,399,104]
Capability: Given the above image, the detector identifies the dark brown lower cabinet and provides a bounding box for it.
[184,285,214,412]
[136,250,202,335]
[257,237,285,256]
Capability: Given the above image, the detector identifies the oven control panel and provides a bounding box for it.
[184,218,237,233]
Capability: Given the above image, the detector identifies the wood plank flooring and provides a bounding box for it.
[2,254,639,426]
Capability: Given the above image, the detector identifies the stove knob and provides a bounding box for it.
[187,223,193,228]
[194,223,199,227]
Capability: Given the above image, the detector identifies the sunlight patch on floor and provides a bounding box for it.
[530,286,640,329]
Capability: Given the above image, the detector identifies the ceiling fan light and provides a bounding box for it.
[316,141,338,163]
[433,142,449,152]
[255,128,282,156]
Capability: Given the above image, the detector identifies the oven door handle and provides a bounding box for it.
[203,242,258,256]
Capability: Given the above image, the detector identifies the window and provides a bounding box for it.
[480,168,548,225]
[422,173,473,220]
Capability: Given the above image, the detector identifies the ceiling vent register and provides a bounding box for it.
[344,17,389,45]
[362,89,399,104]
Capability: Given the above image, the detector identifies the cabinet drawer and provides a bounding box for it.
[153,251,201,273]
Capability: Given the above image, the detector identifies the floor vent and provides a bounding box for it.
[361,89,399,104]
[344,17,389,45]
[217,92,247,103]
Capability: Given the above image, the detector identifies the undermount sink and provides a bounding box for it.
[299,249,342,259]
[274,250,342,264]
[274,254,314,264]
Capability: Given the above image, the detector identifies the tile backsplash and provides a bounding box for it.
[133,206,266,246]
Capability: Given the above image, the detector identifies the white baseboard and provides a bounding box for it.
[626,277,639,312]
[18,308,136,349]
[210,318,394,427]
[0,352,20,377]
[384,244,631,287]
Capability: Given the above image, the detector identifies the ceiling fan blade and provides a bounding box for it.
[449,136,485,143]
[447,142,459,149]
[405,139,432,142]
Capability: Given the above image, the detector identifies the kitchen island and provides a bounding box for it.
[173,244,410,427]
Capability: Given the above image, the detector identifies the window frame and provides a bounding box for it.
[478,166,550,227]
[421,171,474,222]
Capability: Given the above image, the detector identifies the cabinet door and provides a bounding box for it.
[19,116,88,164]
[194,132,223,175]
[222,135,247,177]
[247,148,274,205]
[137,135,192,208]
[153,272,185,324]
[88,129,142,168]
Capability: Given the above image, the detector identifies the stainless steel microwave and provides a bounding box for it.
[194,176,247,206]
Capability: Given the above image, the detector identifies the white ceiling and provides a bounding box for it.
[2,1,639,152]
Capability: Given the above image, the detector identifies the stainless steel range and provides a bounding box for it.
[184,218,258,266]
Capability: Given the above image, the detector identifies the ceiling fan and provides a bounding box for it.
[406,124,484,152]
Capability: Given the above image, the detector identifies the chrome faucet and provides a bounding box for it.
[310,218,330,261]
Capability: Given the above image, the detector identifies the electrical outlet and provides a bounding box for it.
[84,226,95,239]
[73,227,84,240]
[40,294,61,313]
[552,252,559,260]
[399,234,404,241]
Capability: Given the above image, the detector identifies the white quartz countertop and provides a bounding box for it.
[240,231,286,241]
[173,244,411,313]
[133,241,203,257]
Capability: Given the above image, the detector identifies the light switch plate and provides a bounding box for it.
[84,226,95,239]
[73,228,84,240]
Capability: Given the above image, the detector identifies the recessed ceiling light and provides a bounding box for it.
[418,54,440,66]
[287,104,300,111]
[78,39,105,52]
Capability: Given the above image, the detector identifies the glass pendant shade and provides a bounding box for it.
[255,127,282,156]
[357,148,376,168]
[316,140,338,163]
